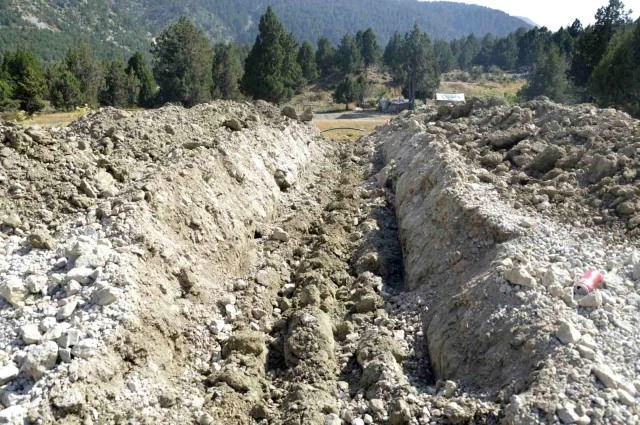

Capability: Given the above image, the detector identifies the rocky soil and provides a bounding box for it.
[0,96,637,425]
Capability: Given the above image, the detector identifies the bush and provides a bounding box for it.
[470,66,483,81]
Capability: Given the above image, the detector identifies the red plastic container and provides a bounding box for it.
[574,269,602,296]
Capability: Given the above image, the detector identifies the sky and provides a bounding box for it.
[435,0,639,31]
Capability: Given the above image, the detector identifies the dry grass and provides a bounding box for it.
[29,112,79,127]
[314,116,391,141]
[439,79,525,99]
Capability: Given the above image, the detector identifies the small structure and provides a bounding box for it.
[379,97,412,114]
[435,93,466,105]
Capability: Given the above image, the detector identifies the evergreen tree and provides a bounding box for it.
[336,33,361,74]
[0,77,12,107]
[99,60,129,107]
[383,32,402,67]
[433,40,456,73]
[1,48,45,114]
[281,32,305,92]
[354,74,370,106]
[457,34,481,70]
[333,75,357,110]
[570,0,632,87]
[241,6,289,103]
[590,22,639,116]
[125,70,140,107]
[383,32,404,82]
[491,34,519,70]
[399,23,439,107]
[63,43,103,107]
[126,52,157,107]
[297,40,318,82]
[517,27,552,69]
[568,19,584,38]
[474,33,496,68]
[50,68,83,111]
[355,30,365,53]
[553,27,577,59]
[519,44,569,102]
[212,43,243,100]
[360,28,380,68]
[316,36,335,76]
[152,17,213,107]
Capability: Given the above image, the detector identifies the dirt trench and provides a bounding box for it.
[202,131,447,424]
[0,103,505,425]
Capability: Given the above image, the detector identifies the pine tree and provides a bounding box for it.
[474,33,496,68]
[241,6,288,103]
[126,52,157,107]
[333,75,357,110]
[50,68,83,111]
[297,40,318,82]
[570,0,632,87]
[281,32,305,93]
[433,40,457,73]
[99,60,129,107]
[590,23,639,116]
[383,32,404,82]
[63,43,103,107]
[212,43,243,100]
[354,74,370,106]
[316,36,335,76]
[336,33,361,74]
[360,28,380,68]
[491,33,519,71]
[517,27,552,69]
[1,48,45,114]
[457,34,481,70]
[152,17,213,107]
[519,44,569,102]
[126,70,140,107]
[399,24,439,107]
[0,77,11,107]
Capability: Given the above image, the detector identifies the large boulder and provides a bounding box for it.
[281,106,298,120]
[299,108,313,122]
[527,145,564,174]
[21,341,59,379]
[0,277,29,306]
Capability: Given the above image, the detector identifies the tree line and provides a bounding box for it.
[0,6,437,113]
[429,0,639,116]
[1,1,637,117]
[0,18,246,114]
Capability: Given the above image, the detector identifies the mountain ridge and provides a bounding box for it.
[0,0,531,62]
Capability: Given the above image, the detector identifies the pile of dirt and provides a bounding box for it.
[373,97,639,424]
[0,95,638,425]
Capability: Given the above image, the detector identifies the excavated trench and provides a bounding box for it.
[2,101,574,424]
[204,128,445,425]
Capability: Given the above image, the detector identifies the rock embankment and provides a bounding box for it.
[373,97,640,424]
[0,101,325,423]
[0,95,639,425]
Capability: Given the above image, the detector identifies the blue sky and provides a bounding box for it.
[427,0,639,31]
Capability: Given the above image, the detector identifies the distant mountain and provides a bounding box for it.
[515,16,540,27]
[0,0,532,62]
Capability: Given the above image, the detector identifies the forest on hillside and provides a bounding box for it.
[0,0,638,119]
[0,0,529,62]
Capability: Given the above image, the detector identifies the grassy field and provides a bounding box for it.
[439,79,525,99]
[0,111,84,127]
[29,112,79,127]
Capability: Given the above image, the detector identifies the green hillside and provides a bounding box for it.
[0,0,531,62]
